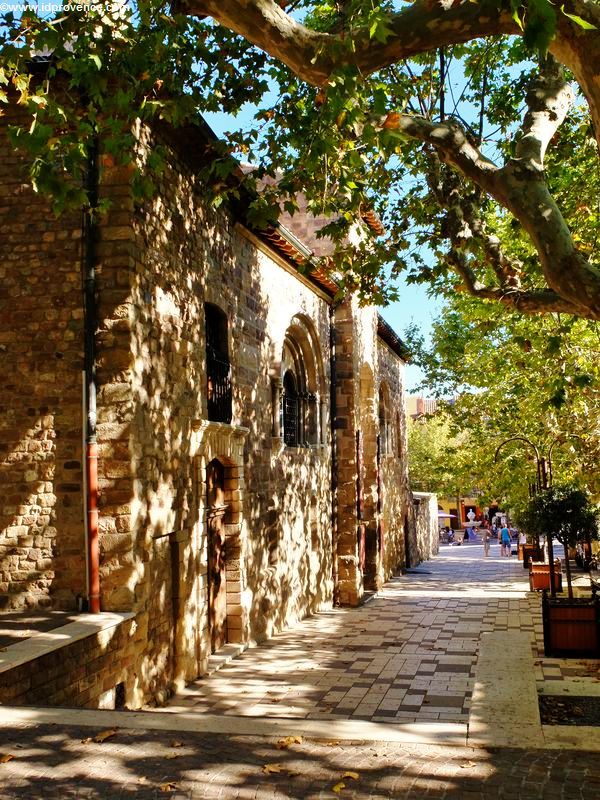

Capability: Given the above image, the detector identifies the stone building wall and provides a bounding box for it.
[0,106,86,611]
[1,110,413,708]
[377,339,415,575]
[93,132,334,699]
[333,297,415,603]
[412,492,439,562]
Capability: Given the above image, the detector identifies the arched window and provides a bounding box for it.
[205,303,232,424]
[279,316,324,447]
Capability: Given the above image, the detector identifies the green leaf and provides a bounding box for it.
[523,0,557,55]
[510,0,524,30]
[560,7,597,30]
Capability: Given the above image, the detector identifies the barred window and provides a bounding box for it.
[282,370,299,446]
[205,303,232,424]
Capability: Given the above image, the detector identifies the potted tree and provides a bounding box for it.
[522,484,600,657]
[515,504,544,569]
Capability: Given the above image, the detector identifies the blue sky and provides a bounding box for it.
[381,282,440,393]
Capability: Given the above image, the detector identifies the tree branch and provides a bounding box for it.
[448,248,584,316]
[175,0,518,86]
[381,63,600,317]
[512,56,574,173]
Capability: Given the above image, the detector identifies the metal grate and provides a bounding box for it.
[283,392,298,446]
[207,354,232,423]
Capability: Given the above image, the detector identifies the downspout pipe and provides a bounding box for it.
[329,303,339,606]
[83,136,100,613]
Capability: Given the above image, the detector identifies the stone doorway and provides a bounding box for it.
[206,458,228,653]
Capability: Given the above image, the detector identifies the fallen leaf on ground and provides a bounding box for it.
[332,781,346,793]
[165,753,180,760]
[263,763,284,774]
[159,782,179,792]
[82,729,118,744]
[343,771,359,780]
[460,761,477,769]
[276,735,303,749]
[0,754,15,763]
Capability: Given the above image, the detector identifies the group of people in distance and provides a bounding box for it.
[443,515,521,558]
[481,518,521,557]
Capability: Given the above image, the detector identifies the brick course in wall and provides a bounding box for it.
[0,616,140,708]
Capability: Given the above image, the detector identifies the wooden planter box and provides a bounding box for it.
[529,561,562,592]
[522,543,542,569]
[542,592,600,657]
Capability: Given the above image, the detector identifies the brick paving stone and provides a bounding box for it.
[3,725,600,799]
[2,541,599,797]
[155,542,596,726]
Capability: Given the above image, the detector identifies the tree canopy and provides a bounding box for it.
[1,1,600,316]
[406,289,600,508]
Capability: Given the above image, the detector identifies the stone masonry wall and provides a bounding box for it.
[333,298,412,600]
[1,107,411,706]
[93,127,334,700]
[0,105,86,611]
[377,339,416,574]
[333,298,363,606]
[413,491,439,562]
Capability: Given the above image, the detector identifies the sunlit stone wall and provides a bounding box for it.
[377,339,415,573]
[94,126,335,700]
[0,105,86,611]
[1,109,413,707]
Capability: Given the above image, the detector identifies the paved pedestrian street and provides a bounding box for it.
[161,540,591,726]
[1,540,599,798]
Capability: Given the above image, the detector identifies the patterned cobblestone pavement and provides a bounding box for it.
[1,723,600,799]
[1,541,599,798]
[162,541,597,725]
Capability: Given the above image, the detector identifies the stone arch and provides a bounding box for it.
[191,421,249,666]
[279,314,326,446]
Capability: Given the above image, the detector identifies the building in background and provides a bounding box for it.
[405,395,438,419]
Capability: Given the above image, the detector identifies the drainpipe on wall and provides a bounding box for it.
[329,304,339,606]
[83,137,100,613]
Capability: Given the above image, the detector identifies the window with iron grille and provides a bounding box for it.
[282,370,299,446]
[205,304,232,424]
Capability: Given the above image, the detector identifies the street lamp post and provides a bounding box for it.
[494,436,557,597]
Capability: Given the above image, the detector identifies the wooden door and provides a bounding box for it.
[207,459,227,652]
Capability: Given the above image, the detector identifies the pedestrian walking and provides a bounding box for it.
[500,524,511,557]
[482,526,491,557]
